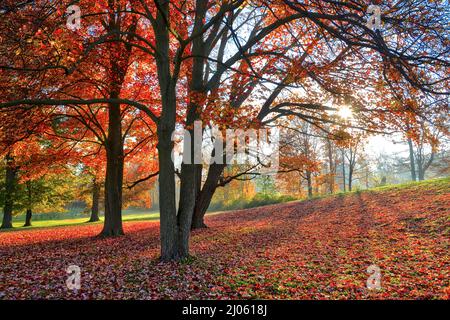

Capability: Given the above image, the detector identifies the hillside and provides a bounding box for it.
[0,178,449,299]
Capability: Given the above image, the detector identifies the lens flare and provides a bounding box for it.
[338,105,353,120]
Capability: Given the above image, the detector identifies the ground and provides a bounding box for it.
[0,179,449,299]
[7,211,160,229]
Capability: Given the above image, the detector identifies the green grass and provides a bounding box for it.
[306,177,450,202]
[365,176,450,193]
[1,212,160,232]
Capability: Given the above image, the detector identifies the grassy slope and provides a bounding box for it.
[2,177,448,231]
[0,177,448,299]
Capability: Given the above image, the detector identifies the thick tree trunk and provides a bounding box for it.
[158,125,179,261]
[154,0,211,260]
[407,138,417,181]
[154,13,181,259]
[176,162,199,257]
[152,0,179,261]
[191,163,225,229]
[1,156,16,229]
[100,101,124,236]
[176,118,202,255]
[88,179,100,222]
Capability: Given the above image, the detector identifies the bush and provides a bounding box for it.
[208,193,297,212]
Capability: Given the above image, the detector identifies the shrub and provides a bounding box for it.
[209,193,297,212]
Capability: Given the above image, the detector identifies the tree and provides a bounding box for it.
[278,120,321,198]
[378,74,449,182]
[412,121,447,181]
[0,154,16,228]
[14,170,78,225]
[1,0,448,260]
[343,133,366,191]
[324,135,339,194]
[0,114,72,228]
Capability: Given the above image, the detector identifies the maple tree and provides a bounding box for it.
[0,107,74,228]
[0,0,448,261]
[0,0,159,235]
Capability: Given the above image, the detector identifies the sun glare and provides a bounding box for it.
[337,105,354,120]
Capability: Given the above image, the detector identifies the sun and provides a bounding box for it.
[337,105,354,120]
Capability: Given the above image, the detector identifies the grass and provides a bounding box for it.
[3,212,160,231]
[2,177,448,232]
[306,177,450,201]
[208,193,299,212]
[366,176,450,193]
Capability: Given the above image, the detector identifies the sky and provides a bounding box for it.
[366,134,410,158]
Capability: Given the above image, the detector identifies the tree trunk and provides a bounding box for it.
[24,209,32,227]
[418,168,425,181]
[191,163,225,229]
[1,155,16,229]
[23,181,32,227]
[365,168,369,189]
[158,123,179,261]
[306,171,313,198]
[407,138,417,181]
[327,139,335,194]
[154,0,211,260]
[314,176,319,194]
[179,2,208,232]
[100,100,124,236]
[154,8,181,259]
[348,167,353,192]
[176,162,200,257]
[88,179,100,222]
[176,115,202,255]
[341,150,346,192]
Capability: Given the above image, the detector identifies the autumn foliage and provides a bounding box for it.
[0,180,448,299]
[0,0,448,270]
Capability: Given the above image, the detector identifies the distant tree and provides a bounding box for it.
[279,120,322,198]
[1,168,79,226]
[343,134,366,192]
[323,136,339,194]
[256,175,277,197]
[413,121,447,181]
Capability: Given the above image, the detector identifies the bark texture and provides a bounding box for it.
[1,155,16,229]
[100,100,124,236]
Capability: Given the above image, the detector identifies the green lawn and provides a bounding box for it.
[3,212,160,231]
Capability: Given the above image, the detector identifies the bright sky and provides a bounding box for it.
[366,134,410,158]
